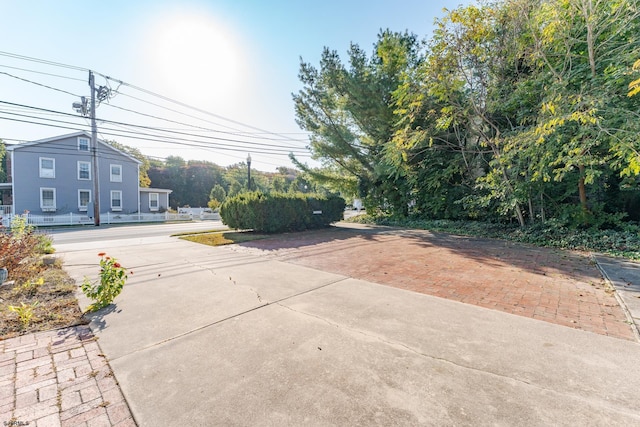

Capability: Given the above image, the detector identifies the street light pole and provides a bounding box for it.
[247,153,252,191]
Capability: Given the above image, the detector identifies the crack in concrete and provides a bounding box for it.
[109,277,350,361]
[276,302,537,384]
[273,301,640,419]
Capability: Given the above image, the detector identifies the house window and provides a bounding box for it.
[78,161,91,180]
[39,157,55,178]
[78,137,90,152]
[40,188,56,211]
[110,190,122,211]
[149,193,159,211]
[110,164,122,182]
[78,190,91,211]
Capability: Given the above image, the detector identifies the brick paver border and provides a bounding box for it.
[1,326,135,427]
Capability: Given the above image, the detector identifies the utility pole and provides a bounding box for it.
[89,71,100,226]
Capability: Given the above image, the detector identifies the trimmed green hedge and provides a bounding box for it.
[220,192,346,233]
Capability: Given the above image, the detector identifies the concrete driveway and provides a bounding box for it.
[57,226,640,426]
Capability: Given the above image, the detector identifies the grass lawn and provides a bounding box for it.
[179,230,270,246]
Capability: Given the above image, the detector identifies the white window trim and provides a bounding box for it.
[40,187,56,212]
[78,136,90,152]
[77,161,91,180]
[149,193,159,211]
[110,190,122,211]
[78,189,91,212]
[39,157,55,178]
[110,164,122,182]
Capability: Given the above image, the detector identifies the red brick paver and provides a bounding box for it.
[0,326,136,427]
[240,226,636,341]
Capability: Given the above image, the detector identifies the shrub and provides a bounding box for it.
[0,216,54,285]
[81,253,130,312]
[10,213,33,237]
[35,233,55,254]
[220,192,345,233]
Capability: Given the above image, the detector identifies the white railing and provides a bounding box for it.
[0,205,11,215]
[1,211,197,227]
[198,212,221,221]
[177,208,221,221]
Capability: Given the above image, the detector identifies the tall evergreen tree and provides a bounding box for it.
[293,30,422,214]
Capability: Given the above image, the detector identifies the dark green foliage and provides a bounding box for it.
[220,192,345,233]
[350,214,640,260]
[294,0,640,230]
[147,158,318,210]
[292,30,423,216]
[148,157,226,209]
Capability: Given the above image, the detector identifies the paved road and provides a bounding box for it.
[56,224,640,426]
[49,221,226,248]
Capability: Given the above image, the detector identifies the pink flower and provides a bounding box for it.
[98,252,106,257]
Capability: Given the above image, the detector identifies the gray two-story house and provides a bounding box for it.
[2,132,171,217]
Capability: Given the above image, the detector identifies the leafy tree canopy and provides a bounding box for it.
[293,0,640,227]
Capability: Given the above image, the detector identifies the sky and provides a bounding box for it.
[0,0,470,172]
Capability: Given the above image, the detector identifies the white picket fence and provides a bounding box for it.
[0,211,211,227]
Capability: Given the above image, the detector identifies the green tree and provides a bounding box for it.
[184,161,225,207]
[523,0,640,225]
[293,30,423,215]
[208,184,227,210]
[424,3,541,225]
[629,59,640,97]
[209,184,226,203]
[228,180,243,197]
[406,0,640,227]
[167,156,187,207]
[271,175,288,193]
[224,163,249,191]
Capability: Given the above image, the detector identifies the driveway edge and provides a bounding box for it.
[593,254,640,343]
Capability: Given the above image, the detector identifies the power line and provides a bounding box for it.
[0,52,302,145]
[101,119,308,154]
[0,64,86,81]
[0,111,309,156]
[102,102,309,142]
[0,71,82,97]
[113,79,306,147]
[0,52,312,164]
[0,51,305,146]
[0,115,312,157]
[2,133,304,168]
[3,136,156,163]
[111,90,306,148]
[0,102,311,153]
[0,51,87,72]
